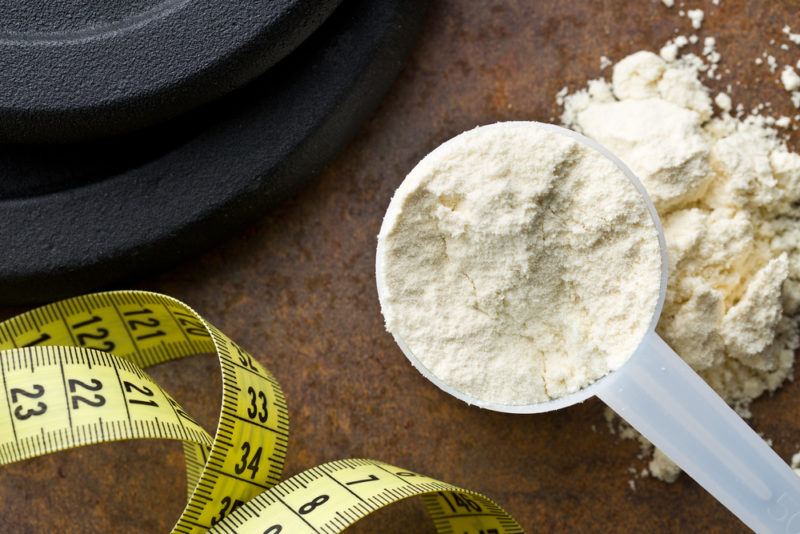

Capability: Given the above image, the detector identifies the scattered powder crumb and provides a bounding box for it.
[781,66,800,91]
[555,86,568,106]
[660,43,680,62]
[755,57,764,65]
[792,452,800,476]
[628,479,637,491]
[714,92,732,111]
[650,448,682,482]
[768,55,778,73]
[560,50,800,481]
[702,37,721,78]
[604,407,616,434]
[703,37,716,55]
[776,116,791,129]
[784,25,800,46]
[689,34,699,44]
[660,35,689,62]
[780,66,800,108]
[661,0,674,7]
[600,55,613,70]
[687,9,704,30]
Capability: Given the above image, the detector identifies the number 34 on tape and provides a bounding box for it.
[0,291,524,533]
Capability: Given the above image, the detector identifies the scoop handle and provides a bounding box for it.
[597,331,800,533]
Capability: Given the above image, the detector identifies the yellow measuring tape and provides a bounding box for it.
[0,291,522,533]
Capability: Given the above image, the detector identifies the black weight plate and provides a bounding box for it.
[0,0,428,305]
[0,0,342,142]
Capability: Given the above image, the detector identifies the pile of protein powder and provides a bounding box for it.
[559,16,800,482]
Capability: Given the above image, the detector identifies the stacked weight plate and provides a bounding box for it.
[0,0,428,303]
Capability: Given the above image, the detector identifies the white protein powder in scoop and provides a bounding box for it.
[377,122,662,405]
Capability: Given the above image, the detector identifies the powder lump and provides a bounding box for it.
[687,9,704,30]
[560,50,800,481]
[782,67,800,92]
[377,122,662,406]
[784,25,800,46]
[714,92,732,111]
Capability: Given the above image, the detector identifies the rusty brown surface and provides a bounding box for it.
[2,0,800,532]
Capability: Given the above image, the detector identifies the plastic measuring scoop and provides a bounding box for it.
[375,122,800,533]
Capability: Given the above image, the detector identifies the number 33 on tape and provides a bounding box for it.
[0,291,523,533]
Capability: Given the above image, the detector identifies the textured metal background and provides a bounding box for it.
[2,0,800,532]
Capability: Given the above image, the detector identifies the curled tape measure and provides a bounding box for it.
[0,291,523,533]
